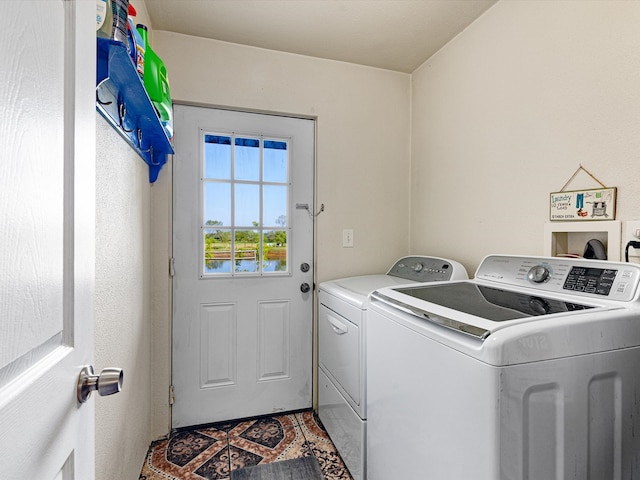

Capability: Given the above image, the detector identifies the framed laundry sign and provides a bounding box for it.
[550,187,616,221]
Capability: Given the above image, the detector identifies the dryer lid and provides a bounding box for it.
[331,274,417,297]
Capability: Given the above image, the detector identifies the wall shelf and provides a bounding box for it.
[96,38,174,183]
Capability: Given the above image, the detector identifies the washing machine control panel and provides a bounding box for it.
[387,256,468,282]
[476,255,640,302]
[562,266,618,296]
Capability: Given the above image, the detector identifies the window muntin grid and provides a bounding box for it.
[201,133,290,277]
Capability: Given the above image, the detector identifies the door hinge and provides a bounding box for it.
[169,257,175,277]
[169,385,175,405]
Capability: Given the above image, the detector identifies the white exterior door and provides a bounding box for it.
[0,1,95,479]
[172,106,315,427]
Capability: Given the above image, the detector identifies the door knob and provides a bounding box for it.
[300,282,311,293]
[77,365,124,403]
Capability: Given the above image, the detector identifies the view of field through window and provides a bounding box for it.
[202,134,289,275]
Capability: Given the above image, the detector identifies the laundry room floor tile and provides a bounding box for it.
[138,410,353,480]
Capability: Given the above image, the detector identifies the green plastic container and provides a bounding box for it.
[136,24,173,138]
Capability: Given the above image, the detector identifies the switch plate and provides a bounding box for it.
[343,229,354,248]
[625,221,640,257]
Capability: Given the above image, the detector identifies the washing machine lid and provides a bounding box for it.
[372,281,609,340]
[395,282,596,321]
[371,254,640,341]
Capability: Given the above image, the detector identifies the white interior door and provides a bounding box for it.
[0,1,95,478]
[172,106,315,427]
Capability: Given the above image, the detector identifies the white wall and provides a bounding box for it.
[410,0,640,274]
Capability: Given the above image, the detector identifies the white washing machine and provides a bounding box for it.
[318,256,468,480]
[367,254,640,480]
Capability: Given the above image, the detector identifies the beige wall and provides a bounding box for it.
[94,12,412,478]
[94,3,157,480]
[153,31,412,283]
[95,115,152,480]
[93,2,640,479]
[147,33,412,446]
[410,0,640,274]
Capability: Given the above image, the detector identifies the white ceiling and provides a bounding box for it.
[145,0,497,73]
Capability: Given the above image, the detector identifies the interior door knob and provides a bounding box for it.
[300,283,311,293]
[77,365,124,403]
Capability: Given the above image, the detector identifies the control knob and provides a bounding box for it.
[412,263,424,272]
[527,265,551,283]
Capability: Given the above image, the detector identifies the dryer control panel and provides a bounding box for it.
[476,255,640,302]
[387,256,468,283]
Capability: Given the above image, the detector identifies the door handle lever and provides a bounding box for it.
[77,365,124,403]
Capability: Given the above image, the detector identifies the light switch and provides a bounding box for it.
[343,229,354,248]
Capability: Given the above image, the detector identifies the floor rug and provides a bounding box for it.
[230,456,324,480]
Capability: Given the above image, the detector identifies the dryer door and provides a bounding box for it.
[318,303,362,408]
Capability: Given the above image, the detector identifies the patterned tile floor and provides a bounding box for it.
[139,410,353,480]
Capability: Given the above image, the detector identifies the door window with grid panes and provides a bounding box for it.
[202,133,289,276]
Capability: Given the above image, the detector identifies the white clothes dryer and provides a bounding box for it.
[318,256,468,480]
[367,254,640,480]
